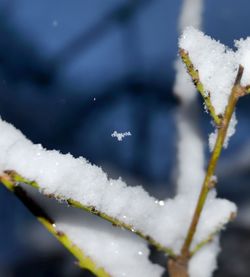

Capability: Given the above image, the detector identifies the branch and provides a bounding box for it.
[0,173,111,277]
[180,65,246,259]
[190,207,236,256]
[1,170,176,258]
[179,49,222,126]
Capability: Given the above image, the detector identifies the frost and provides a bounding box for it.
[111,131,131,141]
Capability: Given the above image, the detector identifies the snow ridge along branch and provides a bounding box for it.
[1,169,175,256]
[0,173,110,277]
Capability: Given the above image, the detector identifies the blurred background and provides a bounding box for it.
[0,0,250,276]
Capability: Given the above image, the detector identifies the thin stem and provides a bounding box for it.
[190,209,236,256]
[190,233,214,256]
[180,65,245,258]
[179,49,222,126]
[1,170,176,258]
[0,173,110,277]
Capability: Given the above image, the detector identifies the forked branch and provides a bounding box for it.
[167,65,247,277]
[181,65,245,258]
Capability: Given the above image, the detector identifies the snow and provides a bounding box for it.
[174,0,205,196]
[54,203,164,277]
[174,0,203,102]
[111,131,131,141]
[0,117,236,255]
[179,27,238,116]
[235,37,250,86]
[178,0,203,31]
[174,59,197,101]
[57,216,164,277]
[189,236,220,277]
[24,183,164,277]
[174,2,223,276]
[179,27,250,113]
[175,106,205,196]
[179,27,250,149]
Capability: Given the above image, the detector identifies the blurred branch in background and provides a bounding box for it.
[53,0,152,68]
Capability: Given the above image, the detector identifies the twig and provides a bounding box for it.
[1,170,176,258]
[189,212,236,256]
[0,173,110,277]
[180,65,246,259]
[167,65,246,277]
[179,49,222,126]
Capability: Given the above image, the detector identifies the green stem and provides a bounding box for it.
[180,65,245,259]
[0,173,110,277]
[1,170,176,258]
[179,49,222,126]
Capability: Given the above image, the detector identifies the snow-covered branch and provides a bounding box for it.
[0,117,235,257]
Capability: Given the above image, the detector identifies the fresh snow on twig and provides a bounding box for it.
[25,185,164,277]
[58,222,164,277]
[57,214,164,277]
[179,27,250,150]
[175,1,221,276]
[0,117,236,254]
[111,131,131,141]
[179,27,237,115]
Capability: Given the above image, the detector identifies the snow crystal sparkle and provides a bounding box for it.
[111,131,132,141]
